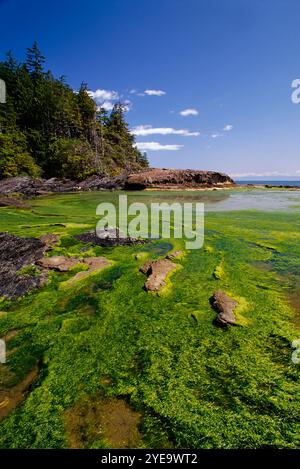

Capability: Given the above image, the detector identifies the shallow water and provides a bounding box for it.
[128,189,300,212]
[30,188,300,214]
[237,180,300,187]
[203,189,300,212]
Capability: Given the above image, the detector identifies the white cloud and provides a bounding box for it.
[210,125,232,138]
[100,101,115,111]
[144,89,166,96]
[131,125,200,137]
[179,108,199,116]
[89,89,131,112]
[135,142,183,151]
[123,100,132,112]
[88,89,119,102]
[230,171,300,178]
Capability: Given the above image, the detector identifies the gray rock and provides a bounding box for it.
[75,229,147,247]
[212,290,238,327]
[0,232,46,298]
[140,258,177,292]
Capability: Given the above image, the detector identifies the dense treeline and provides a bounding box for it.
[0,42,148,180]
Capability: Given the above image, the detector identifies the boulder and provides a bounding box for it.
[37,255,111,285]
[36,255,79,272]
[75,229,147,247]
[40,233,59,250]
[0,232,46,298]
[212,290,238,327]
[140,258,177,292]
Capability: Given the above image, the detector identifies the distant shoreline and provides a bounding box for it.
[1,176,300,198]
[235,180,300,187]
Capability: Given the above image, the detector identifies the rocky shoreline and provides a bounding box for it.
[0,168,235,197]
[0,171,299,200]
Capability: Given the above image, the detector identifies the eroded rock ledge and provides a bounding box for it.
[0,169,234,196]
[125,168,235,190]
[0,232,47,298]
[0,232,111,298]
[75,229,147,247]
[0,174,126,196]
[140,258,177,292]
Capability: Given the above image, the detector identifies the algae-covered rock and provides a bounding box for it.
[140,259,177,292]
[166,250,185,260]
[213,264,225,279]
[212,290,238,327]
[63,257,111,285]
[37,255,80,272]
[40,233,59,250]
[0,196,30,209]
[75,229,147,247]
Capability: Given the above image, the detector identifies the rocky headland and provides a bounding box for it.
[125,168,235,190]
[0,168,235,197]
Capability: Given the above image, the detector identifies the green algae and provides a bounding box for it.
[0,190,299,449]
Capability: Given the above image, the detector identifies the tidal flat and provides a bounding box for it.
[0,189,299,449]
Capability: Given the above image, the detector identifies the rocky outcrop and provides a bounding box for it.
[40,233,59,250]
[76,173,127,191]
[125,168,235,190]
[0,169,234,196]
[37,255,80,272]
[75,229,147,247]
[0,231,111,298]
[140,259,177,292]
[37,254,110,283]
[212,290,238,327]
[0,232,47,298]
[0,174,126,196]
[63,257,111,285]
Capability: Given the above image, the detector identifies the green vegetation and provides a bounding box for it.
[0,43,148,179]
[0,191,299,449]
[16,265,40,277]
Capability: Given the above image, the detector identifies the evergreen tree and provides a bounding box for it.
[25,41,45,78]
[0,43,148,180]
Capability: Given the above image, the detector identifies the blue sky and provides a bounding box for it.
[1,0,300,179]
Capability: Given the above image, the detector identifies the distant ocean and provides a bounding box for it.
[235,180,300,187]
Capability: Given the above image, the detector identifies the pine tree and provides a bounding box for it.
[26,41,45,78]
[0,45,148,179]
